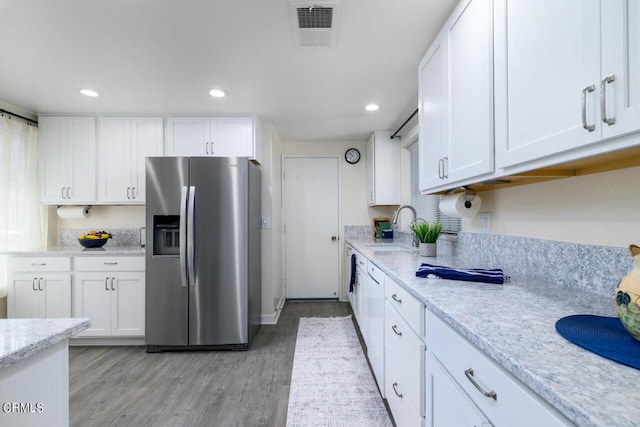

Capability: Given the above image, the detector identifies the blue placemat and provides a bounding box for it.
[555,315,640,370]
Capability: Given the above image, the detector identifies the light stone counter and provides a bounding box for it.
[0,318,90,368]
[3,246,145,257]
[347,237,638,427]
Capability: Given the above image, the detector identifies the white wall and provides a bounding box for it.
[259,123,284,320]
[463,165,640,248]
[50,205,144,245]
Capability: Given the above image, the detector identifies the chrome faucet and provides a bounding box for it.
[392,205,419,247]
[392,205,417,225]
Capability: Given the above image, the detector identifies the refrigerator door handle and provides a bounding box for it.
[179,186,189,288]
[187,185,196,287]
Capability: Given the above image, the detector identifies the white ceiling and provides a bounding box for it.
[0,0,457,141]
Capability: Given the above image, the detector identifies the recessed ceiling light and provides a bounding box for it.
[80,89,99,97]
[209,89,226,98]
[365,103,380,111]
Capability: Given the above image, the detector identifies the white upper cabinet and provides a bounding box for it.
[494,0,640,169]
[98,117,163,204]
[165,115,262,163]
[40,116,96,204]
[419,0,494,193]
[367,131,400,206]
[601,1,640,140]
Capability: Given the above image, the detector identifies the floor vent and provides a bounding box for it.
[289,2,341,47]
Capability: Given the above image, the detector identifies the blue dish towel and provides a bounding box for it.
[415,263,506,284]
[349,254,356,292]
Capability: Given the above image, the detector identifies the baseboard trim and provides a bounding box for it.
[71,337,145,346]
[261,295,286,325]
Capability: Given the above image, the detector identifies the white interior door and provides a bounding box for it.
[283,156,340,299]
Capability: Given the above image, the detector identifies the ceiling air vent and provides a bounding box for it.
[289,1,341,47]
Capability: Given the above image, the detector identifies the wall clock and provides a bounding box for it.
[345,148,361,164]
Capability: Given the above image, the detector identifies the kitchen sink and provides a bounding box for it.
[364,244,413,252]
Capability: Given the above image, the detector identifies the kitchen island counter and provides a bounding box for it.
[347,237,637,427]
[0,318,89,426]
[0,318,90,368]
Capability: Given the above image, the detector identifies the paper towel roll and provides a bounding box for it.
[439,193,481,218]
[57,206,91,219]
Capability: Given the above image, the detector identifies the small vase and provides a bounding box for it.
[419,242,436,257]
[615,244,640,340]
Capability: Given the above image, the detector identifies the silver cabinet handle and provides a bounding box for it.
[105,277,110,291]
[38,278,43,291]
[132,187,136,199]
[103,262,118,265]
[331,235,338,241]
[438,158,443,179]
[443,157,449,179]
[66,187,71,199]
[205,142,209,154]
[392,382,403,398]
[111,277,115,291]
[210,141,214,154]
[391,324,402,336]
[601,74,616,125]
[391,294,402,303]
[31,262,46,266]
[127,187,131,199]
[61,187,66,199]
[33,278,38,291]
[464,368,497,401]
[581,84,596,131]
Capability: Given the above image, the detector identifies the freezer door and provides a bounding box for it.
[145,157,190,347]
[189,157,249,345]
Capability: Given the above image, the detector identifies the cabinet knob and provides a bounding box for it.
[331,235,338,241]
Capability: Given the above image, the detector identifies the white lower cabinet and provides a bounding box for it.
[427,351,493,427]
[73,256,145,338]
[425,310,572,427]
[7,257,72,319]
[385,278,426,427]
[8,274,71,318]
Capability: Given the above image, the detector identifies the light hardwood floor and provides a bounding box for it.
[69,301,353,427]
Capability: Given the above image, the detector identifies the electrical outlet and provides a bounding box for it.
[261,217,270,229]
[478,213,491,234]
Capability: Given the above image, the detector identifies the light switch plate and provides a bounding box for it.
[478,213,491,234]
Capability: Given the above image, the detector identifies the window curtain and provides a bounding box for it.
[0,114,43,297]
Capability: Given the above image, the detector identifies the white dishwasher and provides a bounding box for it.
[366,259,385,396]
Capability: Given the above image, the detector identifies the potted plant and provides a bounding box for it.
[409,220,442,257]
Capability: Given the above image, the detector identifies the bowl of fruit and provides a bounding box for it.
[78,230,113,248]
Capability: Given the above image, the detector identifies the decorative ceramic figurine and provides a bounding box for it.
[615,244,640,340]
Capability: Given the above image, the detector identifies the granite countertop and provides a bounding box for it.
[0,318,90,369]
[4,246,146,256]
[347,237,639,427]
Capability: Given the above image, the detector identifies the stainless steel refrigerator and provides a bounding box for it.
[145,157,261,351]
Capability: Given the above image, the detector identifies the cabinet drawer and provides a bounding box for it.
[385,302,425,417]
[74,256,145,271]
[427,311,571,427]
[385,363,425,427]
[9,257,71,272]
[385,278,424,336]
[367,260,385,285]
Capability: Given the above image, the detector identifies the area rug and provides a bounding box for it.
[286,316,392,426]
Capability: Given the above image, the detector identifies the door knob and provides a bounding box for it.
[331,236,338,241]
